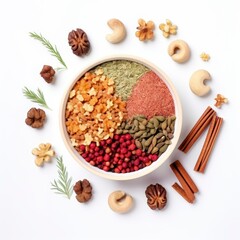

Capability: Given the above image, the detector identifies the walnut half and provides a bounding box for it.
[145,183,167,210]
[73,179,92,203]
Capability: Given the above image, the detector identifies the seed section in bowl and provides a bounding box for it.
[64,59,176,174]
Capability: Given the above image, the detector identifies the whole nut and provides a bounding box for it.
[25,108,46,128]
[40,65,55,83]
[106,18,126,44]
[68,28,90,57]
[189,69,211,96]
[108,190,133,213]
[145,183,167,210]
[168,39,190,63]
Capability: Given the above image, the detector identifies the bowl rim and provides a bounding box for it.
[59,54,183,180]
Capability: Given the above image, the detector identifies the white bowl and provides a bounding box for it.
[60,55,182,180]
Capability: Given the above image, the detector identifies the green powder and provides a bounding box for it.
[92,60,149,101]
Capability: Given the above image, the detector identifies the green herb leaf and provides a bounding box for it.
[29,32,67,70]
[51,156,73,199]
[22,87,51,110]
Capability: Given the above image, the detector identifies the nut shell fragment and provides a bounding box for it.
[68,28,90,56]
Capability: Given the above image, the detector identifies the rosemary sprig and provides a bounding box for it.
[22,87,51,110]
[51,156,73,199]
[29,32,67,71]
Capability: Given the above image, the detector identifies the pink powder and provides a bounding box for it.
[126,71,175,119]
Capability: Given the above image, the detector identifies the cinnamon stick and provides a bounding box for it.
[173,160,199,193]
[194,116,223,173]
[178,106,216,153]
[170,160,198,203]
[172,183,193,203]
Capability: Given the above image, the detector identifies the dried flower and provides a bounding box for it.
[159,19,177,38]
[214,94,228,108]
[200,52,210,61]
[135,19,155,41]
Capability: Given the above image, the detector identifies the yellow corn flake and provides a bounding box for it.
[108,78,114,86]
[97,127,104,135]
[88,87,97,96]
[95,68,103,75]
[76,93,84,102]
[83,103,94,112]
[100,75,106,81]
[69,90,76,98]
[79,124,87,131]
[107,86,114,95]
[106,99,113,109]
[83,133,93,145]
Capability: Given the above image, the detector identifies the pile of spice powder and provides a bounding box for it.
[92,60,149,101]
[126,71,175,119]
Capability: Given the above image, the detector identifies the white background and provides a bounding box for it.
[0,0,239,239]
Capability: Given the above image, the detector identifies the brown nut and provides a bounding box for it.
[73,179,92,203]
[145,183,167,210]
[68,28,90,57]
[25,108,46,128]
[40,65,55,83]
[108,190,133,213]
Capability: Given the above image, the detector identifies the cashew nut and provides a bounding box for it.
[168,39,190,63]
[106,18,126,44]
[189,69,211,96]
[108,190,133,213]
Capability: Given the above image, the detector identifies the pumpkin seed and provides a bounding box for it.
[167,117,172,127]
[141,119,148,125]
[120,121,126,128]
[165,140,172,145]
[144,136,154,147]
[133,119,139,127]
[156,116,165,122]
[161,120,167,130]
[140,132,148,139]
[147,122,154,128]
[160,144,168,153]
[134,130,145,138]
[151,136,157,147]
[147,143,154,154]
[139,123,146,130]
[153,118,159,128]
[151,147,159,154]
[155,132,164,139]
[150,128,157,135]
[135,140,142,149]
[116,129,123,134]
[156,142,165,149]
